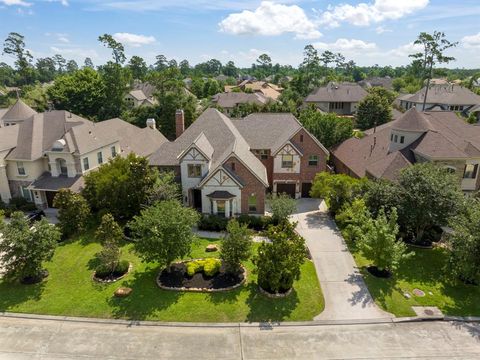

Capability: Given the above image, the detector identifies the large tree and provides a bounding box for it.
[83,153,158,221]
[2,32,34,85]
[128,55,148,80]
[47,67,106,119]
[129,200,199,269]
[356,93,392,130]
[0,212,60,282]
[409,31,458,110]
[53,189,91,238]
[98,34,126,64]
[97,62,132,120]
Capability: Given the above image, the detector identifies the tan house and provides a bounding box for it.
[224,80,283,100]
[304,82,368,115]
[332,108,480,193]
[0,101,167,207]
[211,92,273,116]
[398,84,480,120]
[149,109,328,217]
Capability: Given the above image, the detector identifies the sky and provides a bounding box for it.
[1,0,480,69]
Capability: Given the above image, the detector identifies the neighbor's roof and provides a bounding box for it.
[211,92,272,108]
[128,89,148,101]
[149,108,268,186]
[332,108,480,180]
[403,85,480,106]
[358,77,393,90]
[1,99,36,122]
[305,82,368,103]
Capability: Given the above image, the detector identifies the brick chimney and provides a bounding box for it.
[175,109,185,138]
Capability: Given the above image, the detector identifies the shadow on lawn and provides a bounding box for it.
[244,283,299,323]
[0,279,46,311]
[107,266,183,320]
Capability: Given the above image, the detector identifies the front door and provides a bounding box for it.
[217,200,226,217]
[301,183,312,198]
[45,191,57,208]
[192,189,202,211]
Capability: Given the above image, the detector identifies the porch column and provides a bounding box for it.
[212,200,218,215]
[225,200,230,218]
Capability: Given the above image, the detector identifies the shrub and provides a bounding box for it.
[198,214,228,231]
[186,258,222,277]
[53,189,91,238]
[237,214,272,231]
[267,193,297,224]
[335,198,371,242]
[96,259,129,278]
[221,219,252,274]
[95,214,124,275]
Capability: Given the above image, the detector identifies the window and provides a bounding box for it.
[97,151,103,165]
[394,135,398,142]
[188,164,202,177]
[83,157,89,171]
[282,154,293,168]
[463,164,478,179]
[111,146,117,157]
[308,155,319,166]
[217,200,226,217]
[17,162,26,176]
[256,149,268,160]
[248,194,257,212]
[400,136,405,144]
[390,134,393,141]
[300,134,304,142]
[21,186,32,202]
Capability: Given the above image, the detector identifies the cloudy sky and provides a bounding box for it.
[1,0,480,68]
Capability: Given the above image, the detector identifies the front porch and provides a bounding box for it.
[27,172,84,209]
[206,190,237,218]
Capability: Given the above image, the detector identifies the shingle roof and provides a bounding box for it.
[358,77,393,90]
[128,89,147,101]
[1,99,36,122]
[211,92,272,108]
[149,108,268,186]
[403,85,480,106]
[29,172,85,192]
[305,82,368,103]
[333,108,480,180]
[0,125,19,153]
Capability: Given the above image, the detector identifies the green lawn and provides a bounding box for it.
[0,236,324,322]
[348,240,480,317]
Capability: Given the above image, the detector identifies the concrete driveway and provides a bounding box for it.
[292,198,392,321]
[0,314,479,359]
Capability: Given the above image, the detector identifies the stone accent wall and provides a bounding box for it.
[8,180,32,198]
[226,155,266,214]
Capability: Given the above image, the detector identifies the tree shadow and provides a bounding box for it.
[0,279,46,311]
[245,283,299,323]
[451,321,480,340]
[107,266,183,320]
[206,285,243,305]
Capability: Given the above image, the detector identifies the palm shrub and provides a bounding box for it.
[254,221,307,293]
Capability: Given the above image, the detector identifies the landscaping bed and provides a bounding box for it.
[158,261,245,291]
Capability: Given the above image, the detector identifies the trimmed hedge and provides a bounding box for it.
[186,258,222,277]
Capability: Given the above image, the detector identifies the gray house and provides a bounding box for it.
[304,82,368,115]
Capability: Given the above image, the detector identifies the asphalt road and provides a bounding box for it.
[0,315,479,359]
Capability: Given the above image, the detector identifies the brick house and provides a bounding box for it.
[149,108,328,217]
[331,108,480,193]
[0,100,167,207]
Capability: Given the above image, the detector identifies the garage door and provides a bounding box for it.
[276,183,296,198]
[301,183,312,198]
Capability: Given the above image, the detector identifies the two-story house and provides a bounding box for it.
[0,103,167,208]
[211,92,273,116]
[331,108,480,193]
[304,82,368,115]
[149,108,328,217]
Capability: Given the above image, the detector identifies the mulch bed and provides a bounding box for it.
[367,266,392,279]
[158,262,244,290]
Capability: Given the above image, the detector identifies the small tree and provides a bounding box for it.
[267,193,297,224]
[129,200,199,270]
[398,163,463,243]
[447,199,480,284]
[145,170,180,205]
[254,221,307,293]
[220,219,253,274]
[310,172,366,215]
[53,189,90,238]
[335,198,371,242]
[95,213,124,275]
[0,211,60,282]
[356,93,392,130]
[357,208,409,274]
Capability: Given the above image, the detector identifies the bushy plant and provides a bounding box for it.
[237,214,272,231]
[95,259,129,278]
[267,193,297,224]
[95,213,124,276]
[53,189,90,238]
[335,198,371,242]
[221,219,252,274]
[198,214,228,231]
[254,221,307,293]
[186,258,222,277]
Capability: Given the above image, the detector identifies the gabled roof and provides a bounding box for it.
[403,85,480,106]
[1,99,36,122]
[305,82,368,103]
[149,108,268,186]
[211,92,272,108]
[366,151,412,181]
[128,89,148,101]
[0,125,19,153]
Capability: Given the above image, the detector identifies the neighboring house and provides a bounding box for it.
[304,82,368,115]
[0,104,167,207]
[224,80,283,100]
[124,82,157,108]
[0,99,37,127]
[211,92,273,115]
[398,84,480,120]
[358,77,393,90]
[331,108,480,193]
[149,108,328,217]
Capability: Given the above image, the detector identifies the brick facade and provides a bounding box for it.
[226,155,266,214]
